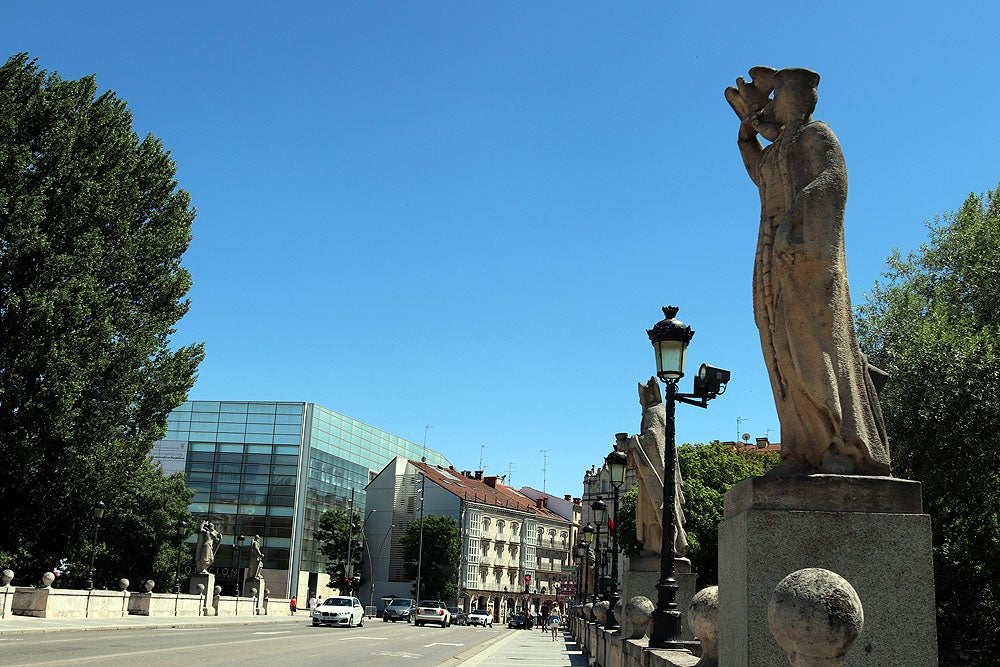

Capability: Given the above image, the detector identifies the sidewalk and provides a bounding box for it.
[453,626,588,666]
[0,611,302,636]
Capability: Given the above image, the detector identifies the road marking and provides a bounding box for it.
[424,642,465,647]
[252,631,292,635]
[339,636,388,641]
[372,651,422,659]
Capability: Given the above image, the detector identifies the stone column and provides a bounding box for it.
[718,474,937,666]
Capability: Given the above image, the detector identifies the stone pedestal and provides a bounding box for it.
[189,572,215,615]
[718,474,937,666]
[622,553,696,641]
[243,577,266,614]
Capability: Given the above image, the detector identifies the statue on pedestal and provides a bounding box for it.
[249,535,264,579]
[626,377,687,557]
[725,67,891,476]
[194,521,221,574]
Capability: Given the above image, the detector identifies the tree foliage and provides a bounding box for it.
[315,508,363,591]
[0,54,203,587]
[617,485,641,558]
[856,186,1000,665]
[677,441,778,587]
[400,514,461,601]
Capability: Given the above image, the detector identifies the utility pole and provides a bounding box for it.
[540,449,550,493]
[415,474,426,601]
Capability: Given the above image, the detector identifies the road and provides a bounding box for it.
[0,619,505,666]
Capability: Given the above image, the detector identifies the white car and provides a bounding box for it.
[312,596,365,627]
[414,599,451,627]
[467,609,493,627]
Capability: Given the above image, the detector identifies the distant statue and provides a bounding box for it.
[249,535,264,579]
[194,521,221,574]
[726,66,891,476]
[626,377,688,557]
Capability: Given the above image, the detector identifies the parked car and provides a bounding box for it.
[467,609,493,627]
[507,613,531,629]
[447,607,468,626]
[312,596,365,627]
[414,600,451,627]
[382,598,416,622]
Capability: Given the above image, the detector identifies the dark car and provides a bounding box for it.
[507,613,531,629]
[447,607,468,626]
[382,598,416,622]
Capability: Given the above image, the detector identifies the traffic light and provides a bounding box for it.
[524,574,531,589]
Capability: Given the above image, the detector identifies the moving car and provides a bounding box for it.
[312,596,365,627]
[467,609,493,627]
[447,607,468,626]
[383,598,416,622]
[414,600,451,627]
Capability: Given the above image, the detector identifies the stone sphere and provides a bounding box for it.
[213,585,222,596]
[768,568,864,666]
[118,578,130,591]
[622,595,654,639]
[688,586,719,666]
[2,569,14,585]
[41,571,55,587]
[593,600,610,624]
[264,588,270,598]
[196,583,206,594]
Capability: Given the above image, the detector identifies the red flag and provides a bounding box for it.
[608,516,615,536]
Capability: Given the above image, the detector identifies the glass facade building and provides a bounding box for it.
[157,400,450,597]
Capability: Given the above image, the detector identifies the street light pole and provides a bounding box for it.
[174,520,188,594]
[85,501,105,591]
[345,487,356,594]
[591,497,606,600]
[605,445,628,630]
[234,533,245,614]
[581,524,595,603]
[646,306,729,649]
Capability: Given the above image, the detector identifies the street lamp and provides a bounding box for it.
[581,523,595,603]
[646,306,729,648]
[605,444,628,630]
[591,497,606,599]
[234,534,245,613]
[174,520,188,594]
[85,501,105,591]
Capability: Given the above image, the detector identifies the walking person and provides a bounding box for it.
[540,604,549,632]
[289,596,297,614]
[549,610,561,641]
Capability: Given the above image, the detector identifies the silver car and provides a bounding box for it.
[414,599,451,627]
[312,596,365,627]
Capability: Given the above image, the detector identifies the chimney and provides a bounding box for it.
[483,475,498,488]
[564,494,572,501]
[461,470,471,477]
[573,497,581,505]
[535,497,547,509]
[474,470,484,480]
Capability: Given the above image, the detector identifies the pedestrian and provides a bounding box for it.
[549,610,561,641]
[540,604,550,632]
[289,596,297,614]
[308,592,318,615]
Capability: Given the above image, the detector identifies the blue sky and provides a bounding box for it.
[4,2,997,498]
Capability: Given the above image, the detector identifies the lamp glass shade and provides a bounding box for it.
[581,523,595,545]
[653,337,688,380]
[592,498,607,525]
[606,450,627,485]
[93,501,105,519]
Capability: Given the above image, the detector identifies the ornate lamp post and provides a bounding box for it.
[234,534,245,614]
[591,497,607,599]
[85,501,105,591]
[646,306,729,648]
[605,446,628,630]
[573,545,583,603]
[581,523,595,603]
[174,520,188,594]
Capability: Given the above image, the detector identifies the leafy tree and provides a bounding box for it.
[315,508,363,592]
[0,54,203,587]
[617,485,641,558]
[677,442,778,587]
[856,186,1000,665]
[400,514,461,601]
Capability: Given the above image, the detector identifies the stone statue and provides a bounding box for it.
[726,66,891,476]
[249,534,264,579]
[626,377,688,557]
[194,521,221,574]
